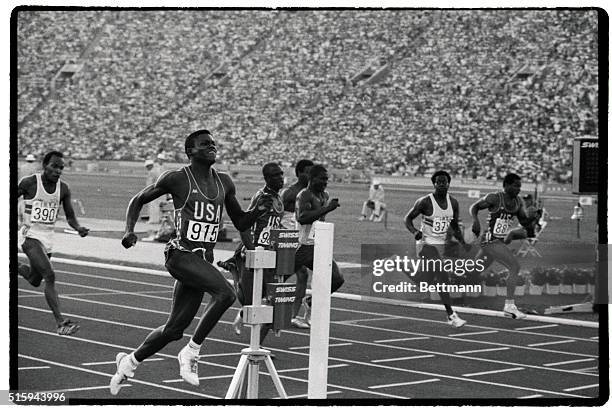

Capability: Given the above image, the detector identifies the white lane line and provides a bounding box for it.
[18,354,218,398]
[374,337,430,343]
[589,336,599,340]
[278,364,349,373]
[574,367,598,373]
[372,355,435,363]
[544,358,596,367]
[515,324,559,331]
[163,374,236,383]
[18,324,406,399]
[82,358,165,366]
[56,269,174,289]
[528,340,576,347]
[563,384,599,392]
[454,347,510,355]
[289,343,353,350]
[518,394,543,399]
[449,330,498,337]
[18,313,587,399]
[463,367,525,377]
[369,378,440,389]
[281,391,343,399]
[19,366,51,371]
[45,385,132,393]
[335,316,404,324]
[199,352,240,358]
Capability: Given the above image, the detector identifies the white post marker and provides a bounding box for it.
[307,222,334,399]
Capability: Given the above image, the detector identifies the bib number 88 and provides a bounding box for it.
[493,219,510,235]
[186,221,219,242]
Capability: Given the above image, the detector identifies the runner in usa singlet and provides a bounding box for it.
[484,192,520,242]
[167,166,226,257]
[247,187,284,248]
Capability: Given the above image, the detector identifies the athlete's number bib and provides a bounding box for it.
[31,201,57,223]
[492,218,510,236]
[186,220,219,242]
[258,226,271,246]
[432,217,450,234]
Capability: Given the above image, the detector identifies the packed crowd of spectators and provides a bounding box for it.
[17,9,598,183]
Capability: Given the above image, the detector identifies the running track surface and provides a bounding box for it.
[16,259,602,402]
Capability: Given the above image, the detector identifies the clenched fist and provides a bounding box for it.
[121,231,138,249]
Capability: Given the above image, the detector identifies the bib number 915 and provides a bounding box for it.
[186,221,219,242]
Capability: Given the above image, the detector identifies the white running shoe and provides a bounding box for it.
[447,313,467,328]
[503,304,527,319]
[177,346,200,386]
[232,310,243,335]
[358,215,366,221]
[109,352,135,395]
[291,317,310,329]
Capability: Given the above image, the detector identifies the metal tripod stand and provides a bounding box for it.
[225,248,287,399]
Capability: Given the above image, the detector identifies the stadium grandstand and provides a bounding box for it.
[17,9,598,183]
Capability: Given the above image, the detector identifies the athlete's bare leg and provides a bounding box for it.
[480,241,521,298]
[21,238,64,326]
[133,249,235,361]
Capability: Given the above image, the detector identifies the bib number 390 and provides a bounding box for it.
[31,201,57,223]
[186,221,219,242]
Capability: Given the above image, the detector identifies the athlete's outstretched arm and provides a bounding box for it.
[60,182,89,237]
[469,194,497,236]
[404,198,424,239]
[122,171,173,248]
[220,174,272,232]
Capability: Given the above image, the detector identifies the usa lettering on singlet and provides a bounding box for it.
[167,167,225,255]
[20,173,61,253]
[247,187,284,247]
[484,192,520,242]
[420,193,454,246]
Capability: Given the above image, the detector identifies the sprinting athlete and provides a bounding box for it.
[17,151,89,335]
[229,162,285,343]
[404,170,467,328]
[110,130,273,394]
[470,173,538,319]
[279,159,313,327]
[293,164,345,316]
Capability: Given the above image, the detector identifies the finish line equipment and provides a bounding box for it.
[307,222,334,399]
[225,247,287,399]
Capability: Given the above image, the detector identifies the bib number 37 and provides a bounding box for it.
[186,221,219,242]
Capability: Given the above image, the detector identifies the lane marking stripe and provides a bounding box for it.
[369,378,440,389]
[374,337,430,343]
[563,384,599,392]
[463,367,525,377]
[528,340,576,347]
[515,324,558,331]
[454,347,510,355]
[449,330,498,337]
[372,355,435,363]
[544,358,596,367]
